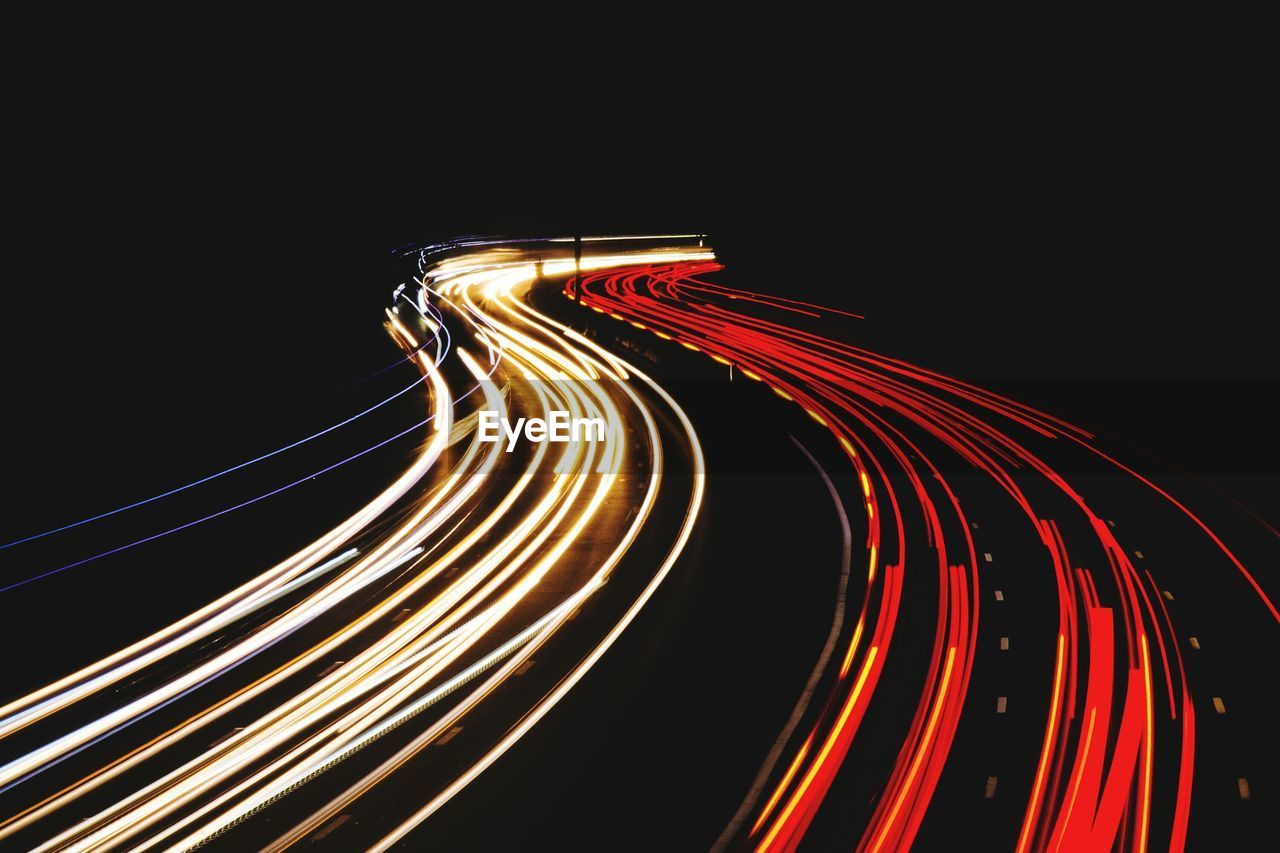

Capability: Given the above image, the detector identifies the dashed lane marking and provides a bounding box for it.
[312,814,351,842]
[317,660,345,679]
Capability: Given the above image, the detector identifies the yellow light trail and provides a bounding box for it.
[0,239,714,851]
[755,647,880,852]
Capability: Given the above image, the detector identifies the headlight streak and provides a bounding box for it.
[0,344,453,755]
[572,261,1261,852]
[364,294,705,852]
[0,239,711,851]
[23,354,501,848]
[0,400,501,838]
[211,261,695,851]
[257,287,677,848]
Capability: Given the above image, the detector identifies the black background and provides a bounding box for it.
[0,67,1275,850]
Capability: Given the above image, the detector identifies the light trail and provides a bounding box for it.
[0,239,711,850]
[4,239,1267,849]
[571,260,1254,851]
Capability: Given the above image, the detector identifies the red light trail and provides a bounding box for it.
[0,237,1267,849]
[570,260,1273,851]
